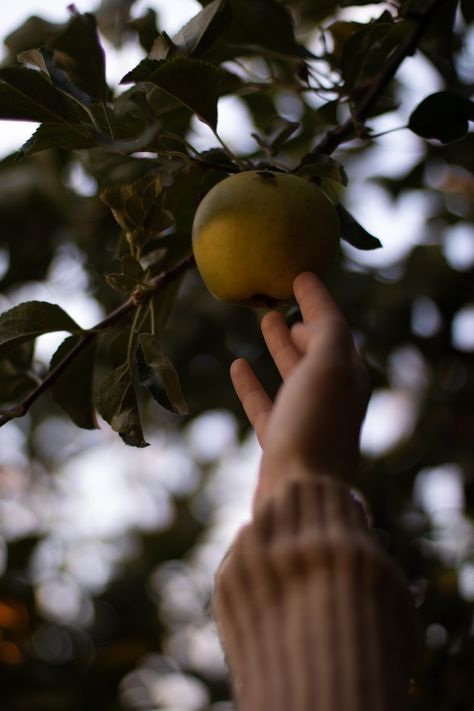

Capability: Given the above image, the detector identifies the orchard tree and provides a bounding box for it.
[0,1,473,710]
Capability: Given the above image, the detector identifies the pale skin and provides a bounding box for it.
[230,272,371,512]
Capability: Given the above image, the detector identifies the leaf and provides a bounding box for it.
[122,56,233,130]
[227,0,299,57]
[171,0,228,57]
[137,334,188,416]
[341,18,410,91]
[20,122,101,155]
[105,255,145,295]
[50,335,98,430]
[461,0,474,23]
[96,362,149,447]
[0,66,84,123]
[336,205,382,250]
[408,91,474,144]
[297,153,349,186]
[0,344,37,406]
[0,301,81,360]
[49,11,108,101]
[101,172,163,233]
[338,0,384,5]
[18,47,95,108]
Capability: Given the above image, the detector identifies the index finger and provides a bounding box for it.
[293,272,343,324]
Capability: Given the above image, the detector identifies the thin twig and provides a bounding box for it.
[0,253,196,428]
[314,0,446,156]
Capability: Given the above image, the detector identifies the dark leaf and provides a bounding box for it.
[96,362,149,447]
[19,47,95,108]
[341,18,410,91]
[128,8,159,53]
[20,122,101,155]
[0,345,37,406]
[227,0,299,57]
[170,0,228,57]
[137,334,188,415]
[50,335,98,430]
[408,91,474,144]
[297,153,349,186]
[0,301,81,360]
[0,66,85,123]
[461,0,474,23]
[49,11,108,101]
[122,56,235,131]
[336,205,382,250]
[338,0,384,4]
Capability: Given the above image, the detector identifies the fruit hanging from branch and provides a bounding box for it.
[192,170,341,307]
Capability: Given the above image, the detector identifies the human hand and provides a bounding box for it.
[230,272,370,512]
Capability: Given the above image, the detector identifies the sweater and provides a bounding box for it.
[213,477,417,711]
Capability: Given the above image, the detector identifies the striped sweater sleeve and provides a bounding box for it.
[213,477,417,711]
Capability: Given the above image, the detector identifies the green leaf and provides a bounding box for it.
[408,91,474,144]
[336,205,382,250]
[0,301,81,360]
[137,334,188,416]
[96,362,149,447]
[49,11,107,101]
[50,336,98,430]
[101,172,163,232]
[122,57,235,130]
[20,122,101,155]
[0,66,85,123]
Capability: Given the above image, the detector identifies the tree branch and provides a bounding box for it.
[314,0,446,156]
[0,252,196,427]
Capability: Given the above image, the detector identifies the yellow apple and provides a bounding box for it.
[192,170,340,306]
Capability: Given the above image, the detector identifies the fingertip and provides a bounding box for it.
[293,271,320,294]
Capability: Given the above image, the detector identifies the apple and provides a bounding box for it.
[192,170,340,306]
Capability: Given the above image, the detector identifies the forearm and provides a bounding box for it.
[213,477,417,711]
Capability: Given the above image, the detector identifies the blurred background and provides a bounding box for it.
[0,1,473,710]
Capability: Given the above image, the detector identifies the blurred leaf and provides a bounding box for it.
[49,10,108,101]
[336,204,382,250]
[408,91,474,144]
[128,8,159,53]
[50,335,98,429]
[0,66,86,123]
[3,15,60,63]
[0,301,81,359]
[461,0,474,23]
[227,0,300,57]
[338,0,384,4]
[137,333,188,415]
[96,361,149,446]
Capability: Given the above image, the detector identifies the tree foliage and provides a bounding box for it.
[0,0,473,709]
